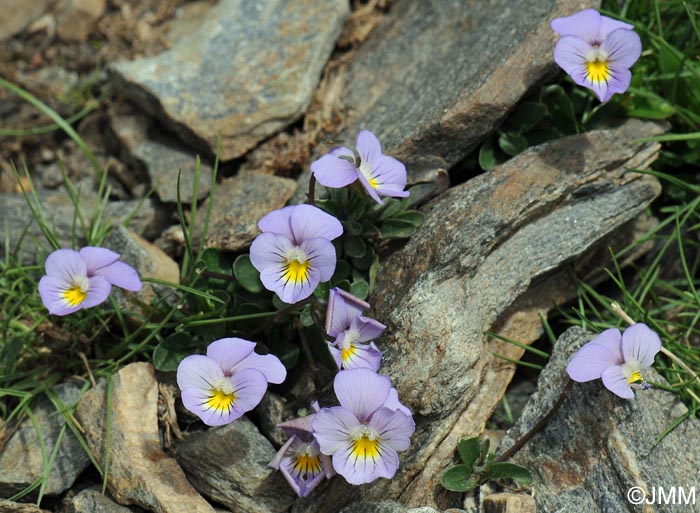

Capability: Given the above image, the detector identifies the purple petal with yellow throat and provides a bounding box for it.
[311,154,359,188]
[566,328,622,382]
[601,365,634,399]
[621,323,661,369]
[334,368,391,421]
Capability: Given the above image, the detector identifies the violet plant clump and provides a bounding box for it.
[551,8,642,102]
[39,247,142,316]
[566,323,662,399]
[325,287,385,371]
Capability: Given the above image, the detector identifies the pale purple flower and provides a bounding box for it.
[177,338,286,426]
[311,130,409,205]
[250,205,342,304]
[269,402,335,497]
[552,9,642,102]
[38,247,142,316]
[566,323,662,399]
[312,369,415,485]
[325,288,385,371]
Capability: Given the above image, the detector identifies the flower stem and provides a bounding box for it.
[494,378,573,464]
[307,174,317,206]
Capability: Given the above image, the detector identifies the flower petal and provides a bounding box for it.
[79,247,120,273]
[368,407,415,452]
[311,154,359,188]
[234,351,287,384]
[356,130,382,167]
[180,387,245,426]
[599,15,634,40]
[258,208,295,240]
[566,328,623,382]
[289,204,343,243]
[356,169,384,205]
[331,439,398,484]
[353,316,387,342]
[206,338,256,374]
[269,435,296,470]
[551,8,601,42]
[601,28,642,69]
[553,36,595,80]
[328,146,355,159]
[601,365,635,399]
[92,261,142,291]
[44,248,87,281]
[602,66,632,101]
[249,233,294,273]
[177,354,225,391]
[621,323,662,369]
[228,368,269,413]
[371,156,409,198]
[261,263,320,304]
[341,341,382,372]
[38,275,84,316]
[382,387,412,417]
[300,237,337,282]
[312,406,359,455]
[325,287,369,338]
[81,275,113,309]
[334,368,391,421]
[327,342,342,369]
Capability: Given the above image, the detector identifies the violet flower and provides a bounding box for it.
[269,402,335,497]
[38,247,142,316]
[566,323,662,399]
[312,369,415,485]
[177,338,286,426]
[552,9,642,102]
[311,130,409,205]
[250,205,342,304]
[325,288,385,371]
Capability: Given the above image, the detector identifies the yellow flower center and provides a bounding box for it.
[341,343,356,364]
[351,434,381,461]
[293,452,322,476]
[586,59,610,84]
[62,284,88,306]
[205,389,236,413]
[283,259,311,284]
[627,371,643,385]
[359,162,380,189]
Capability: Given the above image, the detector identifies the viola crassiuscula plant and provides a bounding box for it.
[176,338,286,426]
[325,287,385,371]
[311,130,409,205]
[566,323,662,399]
[269,402,335,497]
[552,8,642,102]
[250,204,343,304]
[38,247,142,316]
[312,368,415,485]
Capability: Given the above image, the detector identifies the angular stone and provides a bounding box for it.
[0,0,52,41]
[0,384,89,497]
[65,487,146,513]
[0,500,49,513]
[293,120,664,512]
[482,493,536,513]
[0,191,163,265]
[54,0,106,41]
[327,0,598,184]
[500,327,700,512]
[197,172,297,252]
[176,417,294,513]
[75,363,216,513]
[109,104,212,203]
[110,0,350,160]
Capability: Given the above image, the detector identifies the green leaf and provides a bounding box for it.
[505,101,546,133]
[481,462,532,486]
[350,279,369,300]
[299,304,314,327]
[200,248,231,275]
[441,465,479,492]
[332,259,351,282]
[344,236,367,259]
[379,198,405,220]
[153,333,198,372]
[478,136,500,171]
[380,219,416,239]
[352,248,376,271]
[479,438,491,464]
[457,438,481,472]
[543,84,578,134]
[498,132,528,156]
[344,221,363,236]
[395,210,425,228]
[233,254,263,293]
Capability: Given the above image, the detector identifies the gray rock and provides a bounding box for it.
[482,493,535,513]
[0,499,49,513]
[109,104,212,203]
[500,327,700,513]
[339,502,404,513]
[312,0,599,185]
[0,383,90,496]
[293,120,664,512]
[0,0,52,41]
[197,172,297,252]
[75,363,216,513]
[177,417,294,513]
[65,486,146,513]
[110,0,350,160]
[0,191,163,264]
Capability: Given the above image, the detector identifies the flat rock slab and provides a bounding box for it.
[500,327,700,512]
[0,500,50,513]
[0,383,89,497]
[334,0,596,184]
[177,417,294,513]
[64,486,146,513]
[197,172,297,252]
[292,120,664,512]
[75,363,216,513]
[110,0,349,160]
